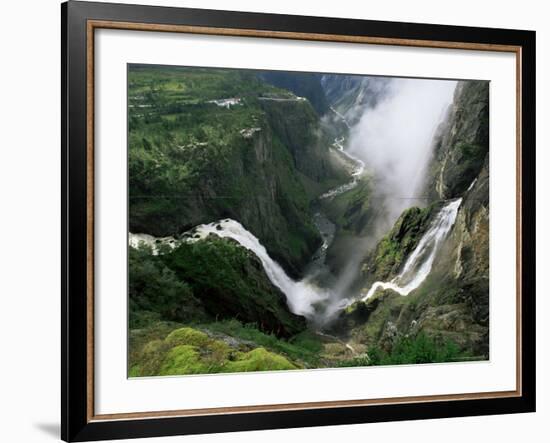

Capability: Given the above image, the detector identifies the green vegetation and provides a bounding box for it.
[321,179,371,233]
[128,64,346,275]
[130,326,298,377]
[129,245,206,328]
[129,235,306,338]
[338,333,465,367]
[161,236,306,337]
[197,320,323,367]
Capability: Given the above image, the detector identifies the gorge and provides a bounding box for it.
[127,65,490,375]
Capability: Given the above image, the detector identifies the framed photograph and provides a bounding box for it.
[61,1,536,441]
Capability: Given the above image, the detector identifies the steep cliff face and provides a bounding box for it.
[335,80,490,359]
[258,98,343,185]
[128,66,347,277]
[426,81,489,200]
[423,80,490,337]
[441,158,490,328]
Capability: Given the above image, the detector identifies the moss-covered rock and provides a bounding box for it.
[165,327,210,348]
[131,326,298,377]
[224,348,297,372]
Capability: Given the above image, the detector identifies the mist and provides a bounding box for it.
[349,77,457,229]
[324,77,457,310]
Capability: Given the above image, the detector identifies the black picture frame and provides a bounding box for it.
[61,1,536,441]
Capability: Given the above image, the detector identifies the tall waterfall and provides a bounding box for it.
[192,220,334,318]
[361,198,462,301]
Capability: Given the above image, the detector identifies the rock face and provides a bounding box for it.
[423,80,490,349]
[440,158,490,331]
[336,80,490,359]
[426,81,489,200]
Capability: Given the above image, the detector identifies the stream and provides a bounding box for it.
[320,137,365,200]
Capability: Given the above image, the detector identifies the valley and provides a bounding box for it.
[128,65,490,376]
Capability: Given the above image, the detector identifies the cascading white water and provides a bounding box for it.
[129,80,461,324]
[131,219,333,319]
[192,220,332,318]
[361,198,462,301]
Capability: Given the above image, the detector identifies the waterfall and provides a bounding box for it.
[361,198,462,301]
[131,219,332,319]
[130,200,462,321]
[191,220,339,319]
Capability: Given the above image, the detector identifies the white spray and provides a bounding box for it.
[348,78,457,224]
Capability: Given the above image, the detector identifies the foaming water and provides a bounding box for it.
[361,198,462,301]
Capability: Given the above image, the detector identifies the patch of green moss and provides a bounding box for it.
[225,348,298,372]
[134,339,172,376]
[159,345,209,375]
[165,327,210,347]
